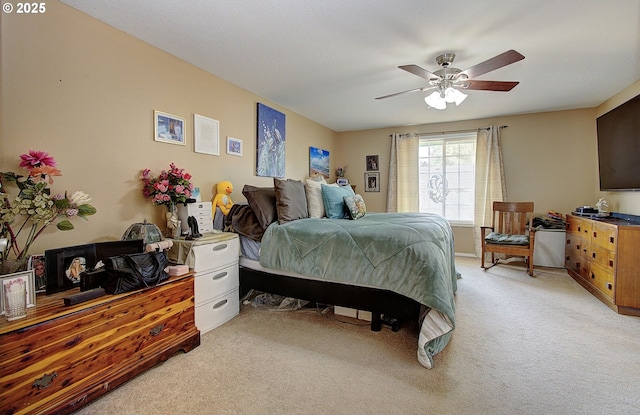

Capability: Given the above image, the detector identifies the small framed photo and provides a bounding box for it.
[226,137,243,156]
[45,243,97,295]
[194,114,220,155]
[0,269,36,317]
[365,172,380,192]
[366,155,379,171]
[28,254,47,293]
[154,110,185,145]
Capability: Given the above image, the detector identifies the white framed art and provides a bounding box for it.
[154,110,185,145]
[194,114,220,155]
[226,137,242,156]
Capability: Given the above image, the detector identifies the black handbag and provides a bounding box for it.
[103,251,170,294]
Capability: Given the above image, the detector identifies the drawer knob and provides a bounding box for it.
[33,372,58,390]
[212,244,227,251]
[150,324,165,336]
[607,283,613,290]
[212,272,228,281]
[213,299,228,309]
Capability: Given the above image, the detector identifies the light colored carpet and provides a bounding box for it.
[74,256,640,415]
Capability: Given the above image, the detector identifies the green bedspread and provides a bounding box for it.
[259,212,457,369]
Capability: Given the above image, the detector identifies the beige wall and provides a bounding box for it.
[2,1,638,258]
[0,1,335,254]
[336,109,598,254]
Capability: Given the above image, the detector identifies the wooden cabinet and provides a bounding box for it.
[0,274,199,415]
[565,214,640,316]
[168,233,240,334]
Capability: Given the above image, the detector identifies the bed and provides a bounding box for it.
[221,179,458,369]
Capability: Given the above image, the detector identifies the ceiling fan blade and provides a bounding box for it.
[399,64,441,81]
[463,80,519,91]
[375,86,432,100]
[459,50,524,79]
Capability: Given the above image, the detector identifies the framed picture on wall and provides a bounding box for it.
[256,103,286,178]
[309,146,330,178]
[194,114,220,155]
[365,172,380,192]
[154,110,185,145]
[366,155,379,171]
[227,137,243,156]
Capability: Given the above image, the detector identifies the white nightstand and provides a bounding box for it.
[167,233,240,334]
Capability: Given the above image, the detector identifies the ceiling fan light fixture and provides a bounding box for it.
[447,87,467,105]
[425,91,446,110]
[425,88,466,109]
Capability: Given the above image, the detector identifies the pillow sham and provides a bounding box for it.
[305,176,328,218]
[321,184,355,219]
[274,178,309,224]
[343,194,366,220]
[242,185,277,230]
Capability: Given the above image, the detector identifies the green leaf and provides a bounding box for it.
[54,198,70,209]
[78,204,97,216]
[57,220,74,231]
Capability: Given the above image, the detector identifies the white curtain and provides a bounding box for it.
[473,125,507,256]
[387,133,419,212]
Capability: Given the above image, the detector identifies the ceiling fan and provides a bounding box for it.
[375,50,525,109]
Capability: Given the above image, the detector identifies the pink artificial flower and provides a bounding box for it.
[19,150,57,169]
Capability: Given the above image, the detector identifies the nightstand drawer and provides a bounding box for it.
[195,289,239,334]
[194,264,239,305]
[191,237,240,272]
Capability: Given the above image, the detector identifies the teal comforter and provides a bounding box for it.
[259,212,457,368]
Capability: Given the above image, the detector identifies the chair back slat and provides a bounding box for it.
[492,202,534,235]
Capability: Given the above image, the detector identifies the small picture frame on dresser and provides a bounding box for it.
[0,269,36,317]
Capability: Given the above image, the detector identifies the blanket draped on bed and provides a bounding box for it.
[259,212,457,369]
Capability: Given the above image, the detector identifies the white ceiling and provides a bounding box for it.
[60,0,640,132]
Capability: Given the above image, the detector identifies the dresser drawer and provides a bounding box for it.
[589,244,615,271]
[195,289,239,334]
[589,262,615,299]
[194,264,239,305]
[591,222,617,250]
[190,237,239,272]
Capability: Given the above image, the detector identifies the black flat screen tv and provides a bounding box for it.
[596,93,640,191]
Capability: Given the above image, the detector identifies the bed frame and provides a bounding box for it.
[239,266,421,332]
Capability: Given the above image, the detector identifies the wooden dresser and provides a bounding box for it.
[0,273,200,415]
[565,213,640,316]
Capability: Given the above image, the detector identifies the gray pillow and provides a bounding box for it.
[242,185,277,230]
[274,178,309,224]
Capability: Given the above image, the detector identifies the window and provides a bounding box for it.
[418,132,476,225]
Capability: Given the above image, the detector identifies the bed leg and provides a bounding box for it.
[370,313,382,331]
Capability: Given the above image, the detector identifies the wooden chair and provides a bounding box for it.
[481,201,536,276]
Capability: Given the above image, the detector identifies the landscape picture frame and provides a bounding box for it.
[154,110,185,145]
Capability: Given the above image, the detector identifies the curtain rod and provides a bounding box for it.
[390,125,508,138]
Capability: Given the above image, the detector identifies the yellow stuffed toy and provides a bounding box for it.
[212,181,234,216]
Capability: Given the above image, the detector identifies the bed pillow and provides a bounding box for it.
[242,185,277,230]
[305,176,328,218]
[321,184,355,219]
[274,178,309,224]
[343,194,366,220]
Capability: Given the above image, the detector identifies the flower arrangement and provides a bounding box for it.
[0,150,97,271]
[141,163,194,210]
